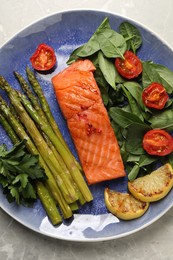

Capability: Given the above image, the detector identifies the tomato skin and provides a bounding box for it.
[143,129,173,156]
[142,83,169,110]
[30,43,56,71]
[115,50,142,79]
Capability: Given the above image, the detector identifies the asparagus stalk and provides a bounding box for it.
[14,71,47,122]
[0,107,62,224]
[0,113,20,144]
[36,181,62,225]
[0,78,78,204]
[26,67,82,171]
[18,90,93,202]
[0,95,72,219]
[13,72,86,204]
[19,91,88,203]
[14,72,83,205]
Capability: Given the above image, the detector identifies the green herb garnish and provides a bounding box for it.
[0,140,46,206]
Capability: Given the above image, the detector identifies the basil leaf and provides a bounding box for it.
[119,21,142,53]
[142,61,173,94]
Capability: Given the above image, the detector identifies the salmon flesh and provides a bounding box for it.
[52,59,126,184]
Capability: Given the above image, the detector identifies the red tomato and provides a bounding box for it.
[142,82,169,110]
[143,129,173,156]
[30,43,56,71]
[115,50,142,79]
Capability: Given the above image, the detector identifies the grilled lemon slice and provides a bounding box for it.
[104,188,149,220]
[128,163,173,202]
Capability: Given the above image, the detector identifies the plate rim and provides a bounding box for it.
[1,8,173,242]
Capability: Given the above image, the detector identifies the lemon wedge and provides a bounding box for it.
[128,163,173,202]
[104,188,149,220]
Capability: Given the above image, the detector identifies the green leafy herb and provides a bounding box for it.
[149,109,173,131]
[142,61,173,94]
[98,51,116,90]
[0,140,47,206]
[109,107,144,129]
[119,21,142,53]
[67,17,127,88]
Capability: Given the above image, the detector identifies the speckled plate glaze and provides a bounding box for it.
[1,10,173,242]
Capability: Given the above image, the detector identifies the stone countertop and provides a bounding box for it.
[0,1,173,259]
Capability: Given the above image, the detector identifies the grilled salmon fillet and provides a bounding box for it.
[52,59,126,184]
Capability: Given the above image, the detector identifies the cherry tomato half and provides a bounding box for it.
[30,43,56,71]
[142,82,169,110]
[115,50,142,79]
[143,129,173,156]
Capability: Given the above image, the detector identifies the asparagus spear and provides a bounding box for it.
[43,132,86,205]
[19,91,90,203]
[14,71,47,122]
[18,90,93,202]
[13,72,92,202]
[0,109,62,224]
[26,67,82,170]
[0,113,19,144]
[0,78,78,204]
[14,71,83,205]
[0,95,72,219]
[13,73,85,202]
[36,181,62,225]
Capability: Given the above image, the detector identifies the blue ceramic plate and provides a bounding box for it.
[1,10,173,242]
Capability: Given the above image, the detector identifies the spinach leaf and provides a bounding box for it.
[168,153,173,166]
[76,36,100,57]
[67,17,127,63]
[123,81,151,121]
[138,154,157,167]
[67,18,110,63]
[119,21,142,53]
[128,154,157,181]
[97,28,126,58]
[149,109,173,131]
[125,122,151,155]
[98,51,116,89]
[123,81,143,106]
[128,164,140,181]
[142,61,173,94]
[109,107,145,129]
[121,83,143,120]
[127,154,141,163]
[66,45,84,65]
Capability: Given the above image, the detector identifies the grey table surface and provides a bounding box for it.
[1,1,173,259]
